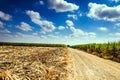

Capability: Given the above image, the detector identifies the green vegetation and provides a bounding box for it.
[71,42,120,62]
[0,42,67,47]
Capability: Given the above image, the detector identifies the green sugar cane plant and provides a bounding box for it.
[71,41,120,63]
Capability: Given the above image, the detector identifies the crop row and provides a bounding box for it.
[0,42,66,47]
[71,42,120,62]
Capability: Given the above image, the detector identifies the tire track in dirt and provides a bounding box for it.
[69,48,120,80]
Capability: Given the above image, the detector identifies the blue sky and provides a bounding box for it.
[0,0,120,45]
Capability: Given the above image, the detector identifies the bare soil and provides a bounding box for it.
[69,48,120,80]
[0,46,70,80]
[1,46,120,80]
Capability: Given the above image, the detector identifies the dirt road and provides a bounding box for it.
[69,48,120,80]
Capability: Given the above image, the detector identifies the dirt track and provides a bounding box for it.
[69,48,120,80]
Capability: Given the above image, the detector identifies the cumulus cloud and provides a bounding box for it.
[66,20,74,27]
[26,10,40,20]
[87,3,120,21]
[66,20,96,37]
[86,32,96,38]
[32,32,38,35]
[0,11,12,21]
[110,0,120,3]
[110,32,120,37]
[58,26,65,30]
[67,14,78,20]
[66,20,84,37]
[98,27,108,31]
[40,0,44,5]
[15,32,40,38]
[115,32,120,36]
[114,23,120,30]
[79,13,82,17]
[26,10,55,34]
[0,29,11,33]
[48,0,79,12]
[115,23,120,27]
[16,22,32,31]
[0,21,4,28]
[48,34,59,38]
[70,27,84,37]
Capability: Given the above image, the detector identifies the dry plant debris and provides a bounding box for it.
[0,46,71,80]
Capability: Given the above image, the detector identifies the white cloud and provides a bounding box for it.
[0,21,4,28]
[85,32,96,38]
[48,34,59,38]
[40,0,44,5]
[98,27,108,31]
[26,10,40,20]
[15,32,39,38]
[32,32,38,35]
[15,32,48,40]
[79,13,82,17]
[66,20,83,36]
[66,20,96,37]
[110,0,120,3]
[0,33,13,42]
[109,32,120,37]
[0,11,12,21]
[66,20,74,27]
[0,32,47,43]
[87,3,120,21]
[48,0,79,12]
[0,29,11,33]
[54,32,59,35]
[115,32,120,36]
[40,35,47,39]
[16,22,32,31]
[67,14,78,20]
[115,23,120,27]
[70,27,84,37]
[26,10,56,34]
[58,26,65,30]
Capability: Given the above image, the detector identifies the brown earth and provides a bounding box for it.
[1,46,120,80]
[0,46,70,80]
[69,48,120,80]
